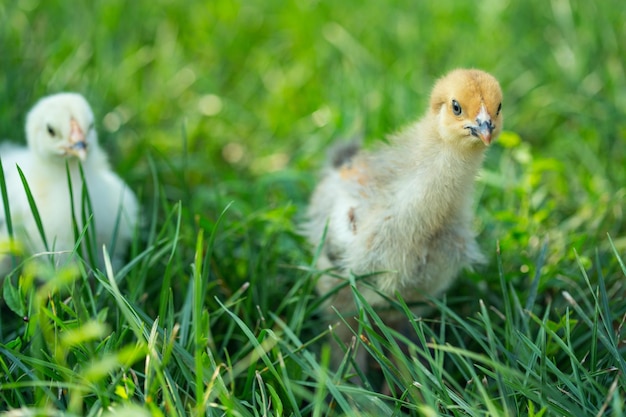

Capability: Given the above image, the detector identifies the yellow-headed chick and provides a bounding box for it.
[303,69,503,369]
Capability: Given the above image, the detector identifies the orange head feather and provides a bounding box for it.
[429,69,503,148]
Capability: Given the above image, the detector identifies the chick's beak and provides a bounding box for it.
[67,118,88,161]
[475,118,494,146]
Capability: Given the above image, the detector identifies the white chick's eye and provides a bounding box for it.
[451,99,462,116]
[46,124,57,137]
[496,103,502,116]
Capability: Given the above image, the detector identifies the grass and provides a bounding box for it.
[1,0,625,415]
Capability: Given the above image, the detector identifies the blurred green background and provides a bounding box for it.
[1,0,625,300]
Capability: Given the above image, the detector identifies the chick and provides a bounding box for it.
[0,93,138,272]
[304,69,503,369]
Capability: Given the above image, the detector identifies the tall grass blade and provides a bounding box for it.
[0,158,14,239]
[16,165,48,252]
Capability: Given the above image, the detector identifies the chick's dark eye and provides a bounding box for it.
[496,103,502,116]
[46,125,56,137]
[451,99,462,116]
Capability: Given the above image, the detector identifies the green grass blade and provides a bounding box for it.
[16,165,48,252]
[0,157,14,239]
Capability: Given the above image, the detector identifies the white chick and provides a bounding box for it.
[304,69,503,370]
[0,93,138,272]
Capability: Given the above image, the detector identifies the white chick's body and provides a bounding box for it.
[0,93,138,272]
[304,69,503,369]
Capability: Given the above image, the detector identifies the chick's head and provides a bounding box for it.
[429,69,503,149]
[26,93,97,163]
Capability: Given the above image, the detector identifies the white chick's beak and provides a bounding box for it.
[467,104,495,146]
[67,117,88,161]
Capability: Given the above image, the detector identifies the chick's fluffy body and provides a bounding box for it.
[305,69,503,318]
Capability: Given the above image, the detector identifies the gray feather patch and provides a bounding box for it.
[328,140,361,168]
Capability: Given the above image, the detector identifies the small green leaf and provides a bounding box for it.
[5,336,23,351]
[2,275,25,317]
[60,320,109,347]
[266,383,283,416]
[115,384,130,400]
[498,130,522,148]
